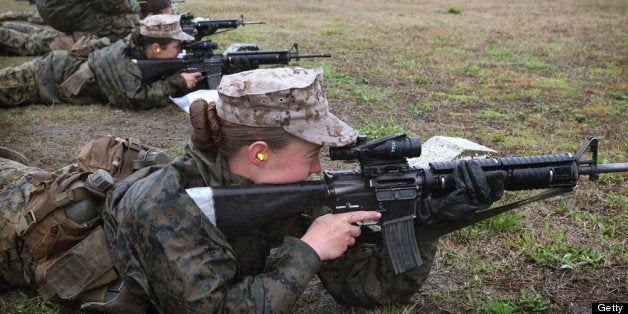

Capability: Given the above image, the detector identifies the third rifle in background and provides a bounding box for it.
[180,13,265,41]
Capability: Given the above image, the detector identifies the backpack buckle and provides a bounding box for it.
[15,210,36,236]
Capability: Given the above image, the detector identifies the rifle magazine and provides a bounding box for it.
[382,219,422,274]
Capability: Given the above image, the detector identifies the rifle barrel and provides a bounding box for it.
[295,53,332,58]
[580,162,628,175]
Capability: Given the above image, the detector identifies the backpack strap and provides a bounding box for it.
[15,172,91,237]
[118,137,143,179]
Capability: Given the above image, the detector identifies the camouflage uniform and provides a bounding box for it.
[0,11,41,23]
[0,158,41,290]
[36,0,141,42]
[0,37,187,109]
[0,1,138,56]
[0,22,60,56]
[0,158,77,290]
[103,143,438,312]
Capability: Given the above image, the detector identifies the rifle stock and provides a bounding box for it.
[186,134,627,274]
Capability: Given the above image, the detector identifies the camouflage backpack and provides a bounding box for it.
[14,135,169,312]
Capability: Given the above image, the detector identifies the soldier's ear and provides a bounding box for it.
[248,141,269,166]
[150,42,161,54]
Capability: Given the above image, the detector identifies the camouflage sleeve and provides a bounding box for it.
[104,166,322,312]
[316,238,439,307]
[89,42,188,110]
[93,0,141,14]
[98,61,184,110]
[255,237,322,312]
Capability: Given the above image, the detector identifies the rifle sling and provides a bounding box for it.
[415,187,574,241]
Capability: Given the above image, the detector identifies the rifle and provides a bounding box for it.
[184,134,628,274]
[180,12,265,41]
[133,43,332,89]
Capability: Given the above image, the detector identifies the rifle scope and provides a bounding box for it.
[182,40,218,51]
[329,133,421,162]
[180,12,195,22]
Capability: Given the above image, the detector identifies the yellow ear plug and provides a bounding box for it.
[256,153,265,161]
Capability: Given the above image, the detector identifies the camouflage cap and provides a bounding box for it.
[216,67,358,147]
[139,14,194,41]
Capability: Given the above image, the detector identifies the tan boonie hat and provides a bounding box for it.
[216,67,358,147]
[139,14,194,41]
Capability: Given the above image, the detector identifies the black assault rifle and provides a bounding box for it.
[184,134,628,274]
[180,12,265,41]
[133,43,331,89]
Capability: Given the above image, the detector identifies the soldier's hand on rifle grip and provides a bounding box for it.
[301,211,382,261]
[417,159,506,226]
[181,71,202,89]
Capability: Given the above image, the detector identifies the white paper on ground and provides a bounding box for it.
[170,89,219,113]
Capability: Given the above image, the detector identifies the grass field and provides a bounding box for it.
[1,0,626,312]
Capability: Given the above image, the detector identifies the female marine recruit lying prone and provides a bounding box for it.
[0,66,506,312]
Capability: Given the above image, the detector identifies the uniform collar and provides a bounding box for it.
[184,141,252,187]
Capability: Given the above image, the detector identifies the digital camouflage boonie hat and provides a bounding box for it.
[216,67,358,147]
[139,14,194,41]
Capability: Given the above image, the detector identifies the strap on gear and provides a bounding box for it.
[37,227,117,300]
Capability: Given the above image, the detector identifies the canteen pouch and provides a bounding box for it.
[76,135,170,182]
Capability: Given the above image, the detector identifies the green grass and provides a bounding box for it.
[358,123,407,139]
[476,286,551,313]
[505,230,605,271]
[447,6,462,15]
[409,74,433,85]
[472,211,526,234]
[0,290,60,314]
